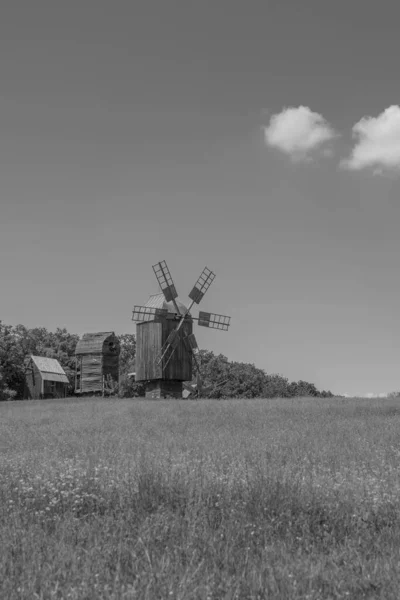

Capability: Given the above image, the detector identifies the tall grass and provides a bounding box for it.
[2,397,400,598]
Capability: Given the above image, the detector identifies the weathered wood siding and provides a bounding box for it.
[135,319,193,382]
[43,381,67,399]
[163,319,193,381]
[135,322,163,381]
[25,361,43,399]
[25,362,68,399]
[75,332,120,394]
[81,354,103,393]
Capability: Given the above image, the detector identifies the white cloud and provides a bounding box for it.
[342,105,400,172]
[264,106,336,161]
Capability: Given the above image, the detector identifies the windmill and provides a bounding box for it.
[132,260,231,399]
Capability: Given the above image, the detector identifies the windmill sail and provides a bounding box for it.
[185,332,199,353]
[188,267,215,304]
[156,329,183,369]
[198,311,231,331]
[153,261,178,303]
[132,306,169,322]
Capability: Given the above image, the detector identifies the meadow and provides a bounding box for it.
[2,396,400,599]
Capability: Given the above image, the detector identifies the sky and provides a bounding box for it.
[1,0,400,396]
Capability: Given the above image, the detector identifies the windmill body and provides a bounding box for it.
[135,294,193,397]
[132,261,231,399]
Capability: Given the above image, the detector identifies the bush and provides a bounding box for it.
[0,372,17,401]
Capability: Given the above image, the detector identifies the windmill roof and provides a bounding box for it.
[145,293,189,316]
[30,356,69,383]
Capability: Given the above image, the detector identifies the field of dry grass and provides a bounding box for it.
[2,396,400,599]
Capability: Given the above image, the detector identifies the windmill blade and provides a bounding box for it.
[158,329,199,374]
[155,327,183,368]
[182,373,204,399]
[156,339,180,370]
[182,333,200,364]
[183,333,203,397]
[132,305,168,322]
[182,333,202,387]
[154,293,190,370]
[183,381,197,397]
[166,329,181,349]
[197,311,231,331]
[153,260,178,303]
[185,332,199,354]
[188,267,216,304]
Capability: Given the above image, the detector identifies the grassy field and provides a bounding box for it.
[2,397,400,599]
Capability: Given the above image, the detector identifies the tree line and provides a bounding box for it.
[0,321,333,400]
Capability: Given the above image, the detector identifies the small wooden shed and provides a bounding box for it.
[75,332,120,395]
[25,356,69,399]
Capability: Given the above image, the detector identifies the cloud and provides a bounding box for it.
[342,105,400,172]
[264,106,337,161]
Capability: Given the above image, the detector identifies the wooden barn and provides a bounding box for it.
[25,356,69,399]
[75,332,120,395]
[135,293,193,398]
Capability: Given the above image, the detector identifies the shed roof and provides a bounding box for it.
[145,293,189,316]
[75,331,120,355]
[31,355,67,375]
[30,356,69,384]
[42,372,70,383]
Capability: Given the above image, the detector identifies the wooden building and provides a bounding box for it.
[25,356,69,399]
[135,294,193,398]
[75,332,120,395]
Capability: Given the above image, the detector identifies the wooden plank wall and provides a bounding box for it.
[135,319,193,382]
[163,320,192,381]
[76,343,119,393]
[43,381,67,399]
[25,361,43,399]
[81,354,103,393]
[75,356,82,393]
[135,322,163,381]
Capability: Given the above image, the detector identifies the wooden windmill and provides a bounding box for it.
[132,260,231,399]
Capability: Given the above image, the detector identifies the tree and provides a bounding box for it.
[197,351,267,398]
[0,322,17,400]
[0,372,16,401]
[221,361,266,399]
[117,333,145,397]
[263,374,291,398]
[194,350,230,398]
[0,322,27,398]
[119,333,136,374]
[286,380,319,398]
[194,349,334,399]
[319,390,334,398]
